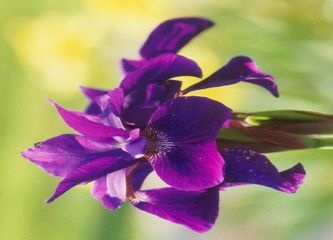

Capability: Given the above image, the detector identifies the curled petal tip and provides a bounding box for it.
[45,99,55,105]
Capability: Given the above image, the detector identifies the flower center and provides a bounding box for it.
[141,128,175,161]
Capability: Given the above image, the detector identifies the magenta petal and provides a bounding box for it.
[80,86,108,102]
[121,59,146,73]
[50,101,128,138]
[133,187,219,233]
[140,17,214,59]
[219,148,305,193]
[22,134,117,177]
[120,53,201,94]
[47,149,136,203]
[147,97,232,191]
[278,163,305,193]
[183,56,279,97]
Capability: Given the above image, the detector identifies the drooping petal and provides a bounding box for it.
[132,187,219,233]
[140,17,214,59]
[50,101,128,138]
[219,148,305,193]
[22,134,117,177]
[80,86,108,114]
[47,149,137,203]
[146,96,232,191]
[120,53,201,94]
[121,80,182,127]
[182,56,279,97]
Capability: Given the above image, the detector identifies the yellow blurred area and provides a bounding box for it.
[5,14,104,95]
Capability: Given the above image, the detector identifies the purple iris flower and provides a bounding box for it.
[23,95,232,232]
[22,17,306,233]
[82,17,278,129]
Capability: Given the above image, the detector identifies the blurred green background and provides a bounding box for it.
[1,0,333,239]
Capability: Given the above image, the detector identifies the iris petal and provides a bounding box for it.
[91,162,153,210]
[121,17,213,73]
[47,149,136,203]
[50,101,128,138]
[133,187,219,233]
[183,56,278,97]
[22,134,117,177]
[140,17,214,59]
[121,80,182,127]
[146,96,232,191]
[80,86,108,115]
[91,176,125,210]
[219,148,305,193]
[120,53,201,94]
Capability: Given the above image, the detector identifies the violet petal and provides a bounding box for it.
[50,101,128,138]
[121,59,146,73]
[80,86,108,115]
[96,88,125,128]
[132,162,154,190]
[120,53,201,94]
[121,80,182,128]
[91,176,125,210]
[183,56,279,97]
[147,96,232,191]
[219,148,305,193]
[47,149,136,203]
[133,187,219,233]
[22,134,117,177]
[140,17,214,59]
[91,162,153,210]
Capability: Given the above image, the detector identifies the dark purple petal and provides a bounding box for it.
[121,80,182,128]
[183,56,279,97]
[22,134,117,177]
[120,53,201,94]
[219,148,305,193]
[132,187,219,233]
[140,17,214,59]
[146,97,232,191]
[148,96,232,144]
[132,162,154,190]
[47,149,137,203]
[80,86,108,115]
[50,101,128,138]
